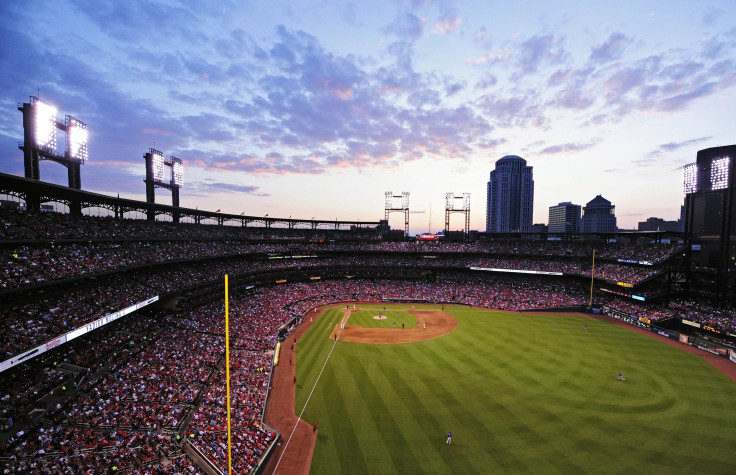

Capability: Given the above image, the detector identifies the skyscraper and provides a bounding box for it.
[548,202,581,234]
[486,155,534,232]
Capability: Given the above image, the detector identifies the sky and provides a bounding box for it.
[1,0,735,234]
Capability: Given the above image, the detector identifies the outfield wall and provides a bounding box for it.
[602,306,735,365]
[521,305,588,313]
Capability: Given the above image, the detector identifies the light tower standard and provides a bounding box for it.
[385,191,410,236]
[445,192,470,242]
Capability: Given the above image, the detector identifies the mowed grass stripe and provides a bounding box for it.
[380,362,470,473]
[353,358,432,473]
[297,305,736,474]
[318,360,372,472]
[387,343,490,474]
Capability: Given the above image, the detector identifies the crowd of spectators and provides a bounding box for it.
[2,245,667,362]
[3,238,673,291]
[0,206,382,242]
[2,207,680,286]
[668,299,736,333]
[1,318,204,473]
[0,208,719,474]
[1,274,595,473]
[601,295,736,333]
[467,257,660,283]
[600,297,677,322]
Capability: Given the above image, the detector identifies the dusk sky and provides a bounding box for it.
[1,1,735,234]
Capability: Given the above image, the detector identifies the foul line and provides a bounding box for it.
[272,322,344,474]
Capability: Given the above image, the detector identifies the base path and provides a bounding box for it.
[335,307,458,344]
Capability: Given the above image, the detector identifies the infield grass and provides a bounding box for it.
[296,305,736,474]
[345,304,418,329]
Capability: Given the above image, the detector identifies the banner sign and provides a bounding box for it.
[616,259,653,266]
[602,307,648,328]
[469,267,563,276]
[0,295,159,373]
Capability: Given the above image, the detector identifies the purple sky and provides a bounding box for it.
[1,1,735,233]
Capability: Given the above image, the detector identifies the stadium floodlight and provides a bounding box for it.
[32,97,57,152]
[683,163,698,194]
[65,116,88,162]
[171,156,183,186]
[151,149,165,183]
[710,156,730,191]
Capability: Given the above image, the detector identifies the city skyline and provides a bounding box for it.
[1,1,735,234]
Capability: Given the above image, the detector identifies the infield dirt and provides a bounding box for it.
[333,306,458,343]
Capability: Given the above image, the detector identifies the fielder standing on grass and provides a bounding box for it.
[446,431,452,444]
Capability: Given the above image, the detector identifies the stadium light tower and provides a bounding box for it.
[65,116,88,163]
[445,192,471,240]
[682,163,698,194]
[143,149,183,221]
[18,96,89,213]
[385,191,410,236]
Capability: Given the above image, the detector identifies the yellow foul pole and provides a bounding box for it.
[588,249,595,308]
[225,274,232,475]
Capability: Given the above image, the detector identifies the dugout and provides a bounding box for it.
[277,315,302,341]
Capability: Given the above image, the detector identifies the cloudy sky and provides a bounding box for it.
[1,1,735,233]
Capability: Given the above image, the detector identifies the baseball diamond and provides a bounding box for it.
[264,303,736,474]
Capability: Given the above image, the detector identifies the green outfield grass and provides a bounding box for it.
[295,305,736,474]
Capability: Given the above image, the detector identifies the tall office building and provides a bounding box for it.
[486,155,534,232]
[548,202,581,234]
[581,195,617,233]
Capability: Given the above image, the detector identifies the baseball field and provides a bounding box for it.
[294,304,736,474]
